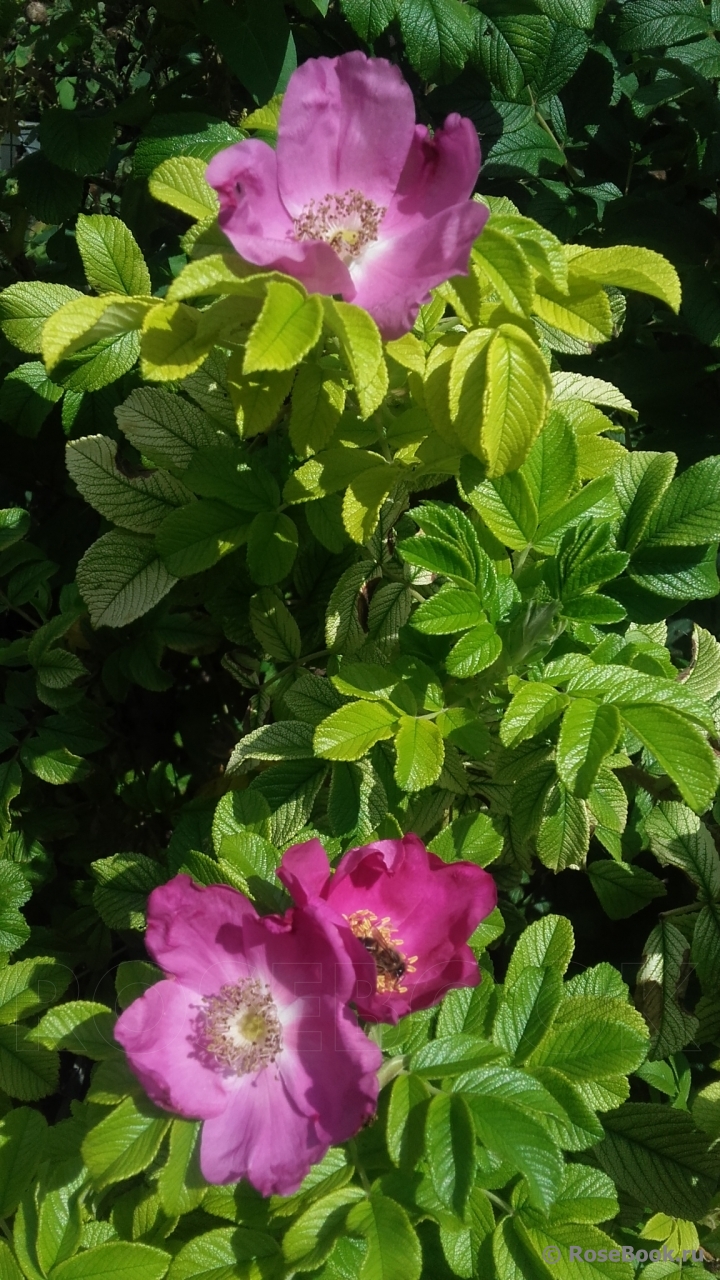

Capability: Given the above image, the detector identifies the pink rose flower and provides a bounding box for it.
[205,52,488,340]
[114,874,380,1196]
[279,833,497,1024]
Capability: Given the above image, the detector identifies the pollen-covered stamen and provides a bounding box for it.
[202,977,282,1075]
[345,908,417,995]
[293,189,386,263]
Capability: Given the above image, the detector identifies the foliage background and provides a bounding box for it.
[1,0,720,1277]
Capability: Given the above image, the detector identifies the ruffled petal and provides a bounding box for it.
[199,1069,324,1194]
[382,115,482,235]
[282,996,380,1145]
[349,201,489,340]
[206,139,352,295]
[277,52,415,216]
[114,979,229,1118]
[145,875,255,994]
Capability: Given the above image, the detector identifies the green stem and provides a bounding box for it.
[349,1139,372,1195]
[483,1189,513,1217]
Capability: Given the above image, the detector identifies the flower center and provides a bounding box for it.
[345,909,418,995]
[201,977,282,1075]
[293,189,386,264]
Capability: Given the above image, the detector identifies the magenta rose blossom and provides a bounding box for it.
[114,875,380,1196]
[205,52,488,340]
[279,834,497,1024]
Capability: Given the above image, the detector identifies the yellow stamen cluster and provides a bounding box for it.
[294,189,386,262]
[345,908,418,994]
[201,977,282,1075]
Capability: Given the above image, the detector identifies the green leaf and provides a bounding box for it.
[346,1193,422,1280]
[0,282,81,354]
[42,294,149,374]
[464,1091,564,1214]
[0,362,63,437]
[505,915,574,986]
[250,588,301,662]
[643,456,720,547]
[248,759,327,845]
[0,1241,24,1280]
[394,717,444,791]
[588,860,666,921]
[77,530,177,629]
[134,114,242,179]
[397,0,475,83]
[527,997,648,1080]
[140,303,215,382]
[168,1225,279,1278]
[645,802,720,898]
[429,811,502,866]
[446,621,503,679]
[493,966,562,1063]
[246,512,298,585]
[616,0,709,50]
[343,464,402,545]
[115,388,219,471]
[533,277,613,343]
[0,1108,47,1218]
[35,1001,117,1060]
[0,508,30,551]
[0,861,30,953]
[452,325,551,476]
[340,0,395,40]
[568,245,681,313]
[386,1073,430,1169]
[322,299,387,420]
[619,703,718,813]
[228,361,294,438]
[521,413,578,523]
[157,1121,204,1219]
[411,585,484,635]
[82,1095,171,1191]
[66,436,191,534]
[636,920,698,1060]
[314,702,398,761]
[556,700,621,798]
[500,681,569,748]
[51,1242,170,1280]
[289,362,345,458]
[615,451,677,554]
[426,1093,476,1217]
[156,501,250,577]
[536,782,589,871]
[230,722,315,767]
[148,157,219,221]
[0,1025,58,1101]
[38,108,114,175]
[472,226,535,317]
[91,852,165,931]
[75,215,151,297]
[0,957,71,1025]
[461,464,538,551]
[596,1103,720,1220]
[244,282,322,374]
[282,1188,365,1270]
[20,740,91,786]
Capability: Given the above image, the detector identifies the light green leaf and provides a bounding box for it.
[91,852,164,931]
[461,463,538,550]
[42,294,151,372]
[346,1193,422,1280]
[0,1026,59,1101]
[533,277,613,342]
[527,997,648,1080]
[51,1242,170,1280]
[500,681,569,748]
[386,1073,430,1169]
[643,455,720,547]
[283,1188,365,1270]
[452,324,551,475]
[0,957,71,1025]
[75,214,151,296]
[472,225,535,316]
[322,298,387,419]
[446,621,503,679]
[228,360,294,438]
[168,1225,279,1278]
[140,303,214,382]
[568,244,681,312]
[35,1001,117,1060]
[615,450,677,553]
[149,156,219,221]
[493,966,562,1064]
[645,802,720,898]
[426,1093,476,1217]
[0,1108,47,1219]
[505,915,574,986]
[682,624,720,700]
[0,282,82,353]
[244,281,322,373]
[82,1095,171,1191]
[77,530,177,629]
[394,717,444,791]
[556,700,621,798]
[342,464,402,544]
[619,703,718,813]
[465,1093,564,1214]
[537,782,590,871]
[411,584,484,635]
[290,362,345,457]
[314,701,398,761]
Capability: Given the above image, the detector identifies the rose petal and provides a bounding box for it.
[350,200,489,340]
[199,1069,324,1193]
[206,138,352,294]
[277,52,416,216]
[114,979,228,1118]
[383,115,482,235]
[145,874,255,994]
